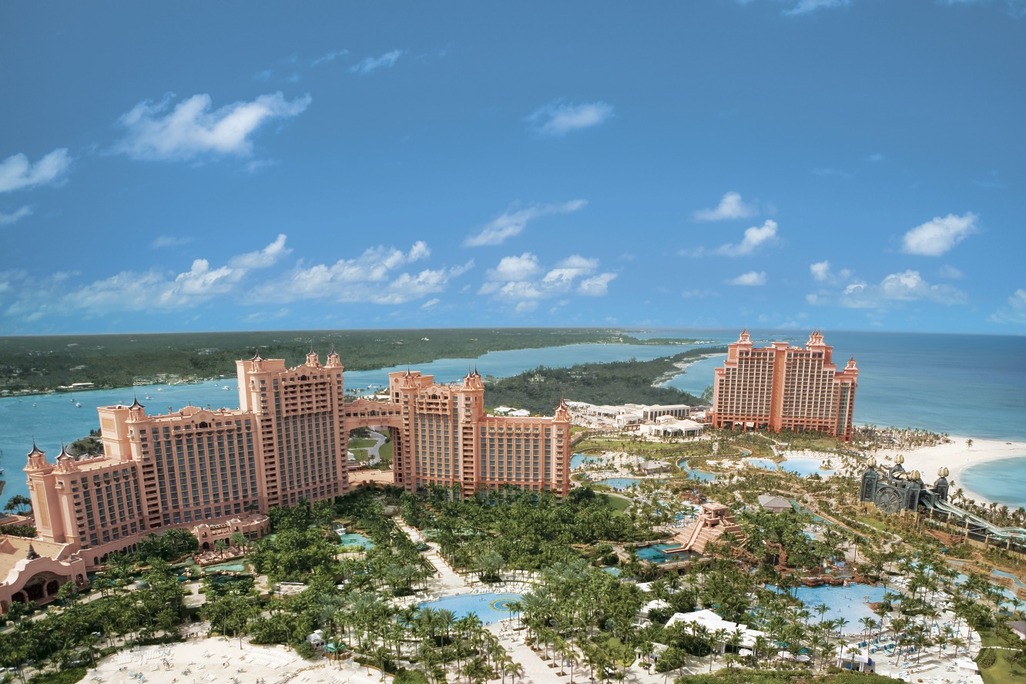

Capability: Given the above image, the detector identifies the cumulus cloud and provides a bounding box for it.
[989,289,1026,324]
[0,206,32,225]
[55,237,281,317]
[115,92,311,161]
[464,199,587,247]
[693,192,757,221]
[254,241,468,305]
[715,220,779,256]
[526,100,614,136]
[810,269,966,310]
[350,50,403,75]
[729,271,767,286]
[0,149,71,193]
[810,261,831,281]
[901,212,978,256]
[479,252,616,306]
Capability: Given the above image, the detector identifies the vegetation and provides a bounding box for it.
[483,347,722,414]
[0,328,672,394]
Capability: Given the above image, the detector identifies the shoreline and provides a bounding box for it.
[872,434,1026,507]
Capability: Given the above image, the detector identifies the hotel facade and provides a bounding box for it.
[2,353,571,612]
[710,330,858,441]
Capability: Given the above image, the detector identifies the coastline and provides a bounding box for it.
[872,434,1026,507]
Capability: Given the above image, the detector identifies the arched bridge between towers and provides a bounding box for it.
[343,398,404,431]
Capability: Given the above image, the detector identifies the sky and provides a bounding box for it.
[1,0,1025,336]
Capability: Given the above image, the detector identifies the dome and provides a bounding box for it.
[937,466,949,478]
[895,454,905,465]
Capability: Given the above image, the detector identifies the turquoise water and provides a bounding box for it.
[636,543,686,564]
[596,477,640,490]
[781,457,834,477]
[4,330,1026,505]
[677,459,717,482]
[570,453,612,469]
[959,457,1026,509]
[788,583,887,628]
[417,592,522,624]
[338,533,374,549]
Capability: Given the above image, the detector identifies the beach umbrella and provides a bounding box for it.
[777,651,794,660]
[796,655,811,663]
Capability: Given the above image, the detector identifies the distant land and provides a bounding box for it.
[0,328,707,395]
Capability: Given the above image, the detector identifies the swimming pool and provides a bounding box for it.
[596,477,640,490]
[677,459,717,482]
[780,457,835,477]
[571,453,612,469]
[417,592,523,624]
[636,543,687,564]
[338,533,375,549]
[788,583,887,628]
[748,458,778,471]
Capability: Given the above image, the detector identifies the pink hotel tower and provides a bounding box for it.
[710,330,858,442]
[3,352,570,610]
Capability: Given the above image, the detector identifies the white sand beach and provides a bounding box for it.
[874,435,1026,506]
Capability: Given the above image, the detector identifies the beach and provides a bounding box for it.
[874,435,1026,507]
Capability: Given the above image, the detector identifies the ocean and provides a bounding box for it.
[1,329,1024,507]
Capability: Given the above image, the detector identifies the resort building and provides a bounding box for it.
[3,353,571,612]
[710,330,858,442]
[359,369,572,499]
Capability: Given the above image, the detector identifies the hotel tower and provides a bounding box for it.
[6,352,571,609]
[710,330,858,441]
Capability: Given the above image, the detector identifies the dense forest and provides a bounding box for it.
[482,347,723,413]
[0,328,707,394]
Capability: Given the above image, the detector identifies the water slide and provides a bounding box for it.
[928,499,1026,542]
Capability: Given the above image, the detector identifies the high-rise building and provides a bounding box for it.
[381,369,572,498]
[710,330,858,441]
[14,354,570,590]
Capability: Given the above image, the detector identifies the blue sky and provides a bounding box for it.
[2,0,1025,336]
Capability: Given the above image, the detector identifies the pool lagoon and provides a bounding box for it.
[597,477,640,490]
[636,542,687,564]
[677,459,717,482]
[788,583,887,628]
[338,533,375,549]
[571,453,613,470]
[780,457,835,477]
[418,592,522,625]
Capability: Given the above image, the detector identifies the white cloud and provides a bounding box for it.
[229,233,291,269]
[714,220,779,256]
[254,241,464,306]
[810,260,831,281]
[464,199,587,247]
[0,205,32,225]
[729,271,767,286]
[693,192,757,221]
[311,49,349,66]
[479,252,616,306]
[350,50,403,75]
[56,235,292,315]
[579,272,617,296]
[526,100,614,136]
[785,0,850,16]
[0,149,71,193]
[810,269,966,310]
[938,264,964,280]
[115,92,311,161]
[989,289,1026,324]
[901,212,978,256]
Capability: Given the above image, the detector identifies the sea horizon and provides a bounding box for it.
[2,328,1024,507]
